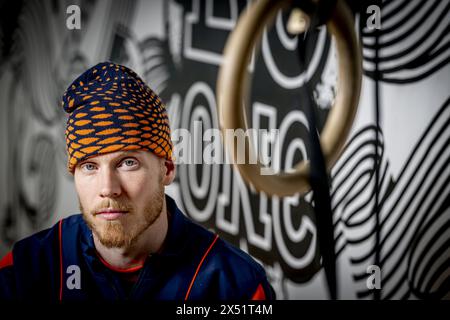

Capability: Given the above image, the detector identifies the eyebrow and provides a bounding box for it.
[78,151,143,166]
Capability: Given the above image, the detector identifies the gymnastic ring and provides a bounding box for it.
[217,0,362,197]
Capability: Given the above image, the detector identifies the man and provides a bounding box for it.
[0,62,275,301]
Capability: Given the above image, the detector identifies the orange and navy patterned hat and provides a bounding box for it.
[62,62,173,173]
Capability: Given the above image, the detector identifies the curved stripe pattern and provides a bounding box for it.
[331,98,450,299]
[361,0,450,83]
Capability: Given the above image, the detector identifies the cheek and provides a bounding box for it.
[123,176,147,198]
[74,176,96,207]
[123,175,159,203]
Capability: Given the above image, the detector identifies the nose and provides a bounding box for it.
[99,168,122,198]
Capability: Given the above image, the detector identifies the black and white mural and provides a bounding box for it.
[0,0,448,299]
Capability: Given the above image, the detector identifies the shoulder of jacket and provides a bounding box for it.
[181,217,266,278]
[213,237,266,277]
[13,214,82,254]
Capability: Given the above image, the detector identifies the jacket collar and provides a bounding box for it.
[153,194,190,258]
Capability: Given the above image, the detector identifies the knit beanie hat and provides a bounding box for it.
[62,62,173,173]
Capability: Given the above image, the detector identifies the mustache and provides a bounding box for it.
[90,198,134,215]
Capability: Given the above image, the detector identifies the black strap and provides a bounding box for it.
[296,20,337,299]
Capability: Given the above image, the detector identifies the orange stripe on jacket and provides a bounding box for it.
[184,234,219,300]
[0,251,13,269]
[251,284,266,300]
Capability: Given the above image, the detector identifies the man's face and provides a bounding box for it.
[74,150,170,249]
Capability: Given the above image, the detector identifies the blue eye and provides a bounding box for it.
[82,163,96,171]
[120,158,139,169]
[124,159,136,166]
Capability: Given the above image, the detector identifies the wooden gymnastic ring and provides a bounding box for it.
[217,0,362,196]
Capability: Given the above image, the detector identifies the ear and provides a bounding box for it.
[162,159,176,186]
